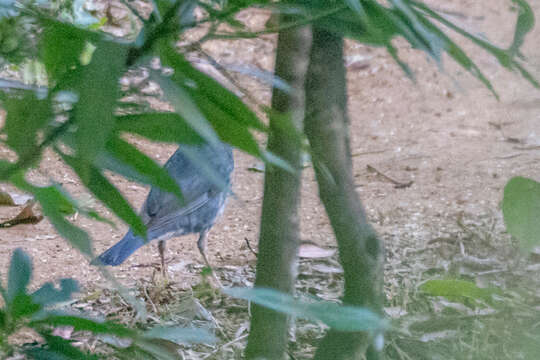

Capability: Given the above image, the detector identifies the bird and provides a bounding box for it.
[91,141,234,282]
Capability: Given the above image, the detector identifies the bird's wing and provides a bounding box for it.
[144,190,212,230]
[144,144,231,219]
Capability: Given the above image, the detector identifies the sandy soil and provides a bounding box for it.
[1,0,540,314]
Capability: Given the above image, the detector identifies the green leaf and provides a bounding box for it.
[390,0,445,60]
[131,338,180,360]
[420,279,496,305]
[400,7,497,97]
[411,1,539,89]
[40,20,94,80]
[509,0,535,56]
[10,294,41,320]
[262,150,295,173]
[3,93,52,158]
[193,96,262,156]
[225,287,388,332]
[30,315,136,338]
[24,346,95,360]
[151,71,221,147]
[115,113,203,144]
[14,180,94,256]
[158,41,265,131]
[0,309,5,328]
[7,248,32,303]
[31,279,79,307]
[503,176,540,250]
[106,136,184,203]
[26,331,99,360]
[69,39,128,169]
[61,153,146,238]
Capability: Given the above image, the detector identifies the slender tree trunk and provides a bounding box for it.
[245,18,312,360]
[304,28,385,360]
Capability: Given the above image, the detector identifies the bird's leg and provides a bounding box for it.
[158,240,168,281]
[197,230,223,288]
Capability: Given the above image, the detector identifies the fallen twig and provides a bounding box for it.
[244,237,258,256]
[513,145,540,151]
[366,164,413,189]
[352,148,389,157]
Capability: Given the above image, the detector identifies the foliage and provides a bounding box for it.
[0,0,533,265]
[226,287,388,332]
[0,0,538,357]
[419,279,501,307]
[502,176,540,250]
[0,248,215,359]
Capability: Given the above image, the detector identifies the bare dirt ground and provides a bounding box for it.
[2,0,540,358]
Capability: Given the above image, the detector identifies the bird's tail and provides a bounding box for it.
[91,230,146,266]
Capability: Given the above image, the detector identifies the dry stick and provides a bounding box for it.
[366,164,413,189]
[142,284,159,315]
[352,148,390,157]
[514,145,540,150]
[244,237,258,256]
[494,153,524,160]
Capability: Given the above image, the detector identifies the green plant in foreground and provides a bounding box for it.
[0,248,215,359]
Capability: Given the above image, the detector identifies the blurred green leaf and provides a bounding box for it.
[40,20,97,80]
[115,113,203,144]
[142,326,216,344]
[72,0,99,27]
[196,98,262,156]
[70,39,128,169]
[3,93,52,158]
[30,315,136,338]
[25,331,99,360]
[0,0,17,18]
[159,42,266,131]
[0,308,5,328]
[262,150,295,173]
[31,279,79,307]
[503,176,540,250]
[225,287,388,332]
[7,248,32,303]
[420,279,496,305]
[61,153,146,238]
[10,294,40,320]
[151,69,220,147]
[131,338,181,360]
[510,0,534,55]
[105,137,186,203]
[411,0,539,89]
[14,182,93,256]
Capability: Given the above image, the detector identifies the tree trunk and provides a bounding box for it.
[304,28,385,360]
[244,18,312,360]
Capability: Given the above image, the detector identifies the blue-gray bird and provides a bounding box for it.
[92,141,233,277]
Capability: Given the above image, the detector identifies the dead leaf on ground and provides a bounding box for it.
[0,190,15,205]
[311,263,343,274]
[0,190,33,206]
[298,242,336,258]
